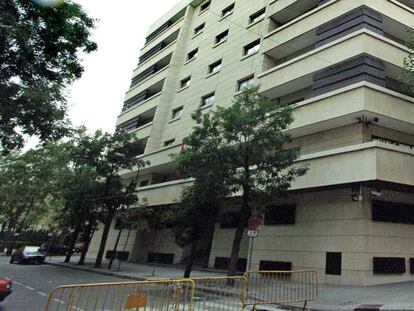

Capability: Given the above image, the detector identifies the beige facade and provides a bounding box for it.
[88,0,414,285]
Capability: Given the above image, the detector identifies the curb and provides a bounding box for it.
[45,261,146,282]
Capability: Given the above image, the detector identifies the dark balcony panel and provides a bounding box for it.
[316,6,383,48]
[312,54,385,96]
[131,65,158,87]
[122,90,149,111]
[139,42,166,64]
[145,20,173,44]
[115,116,140,133]
[373,257,406,274]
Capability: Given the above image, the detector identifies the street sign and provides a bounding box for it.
[248,215,260,229]
[247,229,258,238]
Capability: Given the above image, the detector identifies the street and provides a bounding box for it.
[0,255,128,311]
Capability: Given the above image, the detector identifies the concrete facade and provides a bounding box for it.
[88,0,414,285]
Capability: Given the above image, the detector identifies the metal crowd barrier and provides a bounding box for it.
[45,279,195,311]
[191,276,246,310]
[243,270,319,311]
[45,270,318,311]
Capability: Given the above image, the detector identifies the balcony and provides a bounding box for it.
[118,91,161,124]
[134,40,177,75]
[259,30,409,99]
[137,30,179,67]
[116,107,156,139]
[263,0,413,72]
[293,142,414,190]
[129,54,172,90]
[127,65,168,100]
[122,79,164,112]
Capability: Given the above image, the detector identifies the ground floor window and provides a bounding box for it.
[326,252,342,275]
[373,257,406,274]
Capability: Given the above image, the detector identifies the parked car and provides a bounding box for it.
[0,278,12,302]
[10,246,46,264]
[39,243,68,255]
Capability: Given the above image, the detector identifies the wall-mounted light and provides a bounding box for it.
[351,184,363,202]
[357,115,379,128]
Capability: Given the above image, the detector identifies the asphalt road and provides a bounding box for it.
[0,255,128,311]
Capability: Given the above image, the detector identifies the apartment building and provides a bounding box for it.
[88,0,414,286]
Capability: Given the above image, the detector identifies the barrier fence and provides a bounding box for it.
[45,279,195,311]
[45,270,318,311]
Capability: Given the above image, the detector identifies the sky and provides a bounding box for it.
[68,0,179,134]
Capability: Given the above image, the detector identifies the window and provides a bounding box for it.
[238,76,255,91]
[326,253,342,275]
[208,60,222,74]
[187,48,198,61]
[180,76,191,89]
[244,39,260,56]
[373,257,406,274]
[215,30,229,44]
[372,200,414,224]
[139,180,150,187]
[171,106,183,119]
[259,261,292,271]
[264,204,296,225]
[194,23,205,36]
[201,93,215,108]
[249,8,265,24]
[200,0,211,13]
[222,3,235,17]
[164,139,176,147]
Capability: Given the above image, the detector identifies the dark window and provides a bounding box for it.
[200,1,211,12]
[222,3,235,17]
[264,204,296,225]
[171,106,183,119]
[372,200,414,224]
[208,60,222,74]
[147,252,174,264]
[194,23,205,36]
[249,8,265,24]
[201,93,215,108]
[373,257,406,274]
[244,39,260,56]
[187,48,198,61]
[220,212,239,229]
[326,252,342,275]
[139,180,149,187]
[238,75,254,91]
[214,257,247,272]
[164,139,175,147]
[215,30,229,44]
[259,260,292,271]
[410,258,414,274]
[180,76,191,88]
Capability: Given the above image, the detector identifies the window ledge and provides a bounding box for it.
[220,12,233,21]
[247,18,264,29]
[213,39,227,49]
[185,57,197,65]
[169,117,182,124]
[200,103,214,110]
[192,31,204,39]
[241,51,259,61]
[206,70,220,79]
[177,85,190,93]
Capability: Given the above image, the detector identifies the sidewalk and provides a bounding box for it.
[46,257,414,310]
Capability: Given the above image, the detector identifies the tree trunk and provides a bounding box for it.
[79,222,95,265]
[65,224,81,263]
[94,210,115,268]
[228,185,251,277]
[184,239,199,278]
[4,221,16,256]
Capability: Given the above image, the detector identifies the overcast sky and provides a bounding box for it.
[69,0,178,133]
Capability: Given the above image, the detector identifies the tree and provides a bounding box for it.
[0,142,70,253]
[0,0,97,151]
[67,130,148,268]
[403,28,414,92]
[178,87,308,276]
[174,110,233,277]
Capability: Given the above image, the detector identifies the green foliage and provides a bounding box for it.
[176,86,308,275]
[0,0,97,151]
[403,28,414,93]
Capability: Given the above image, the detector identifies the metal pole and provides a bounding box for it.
[152,235,162,277]
[247,236,254,272]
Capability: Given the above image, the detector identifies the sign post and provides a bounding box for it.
[246,212,260,272]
